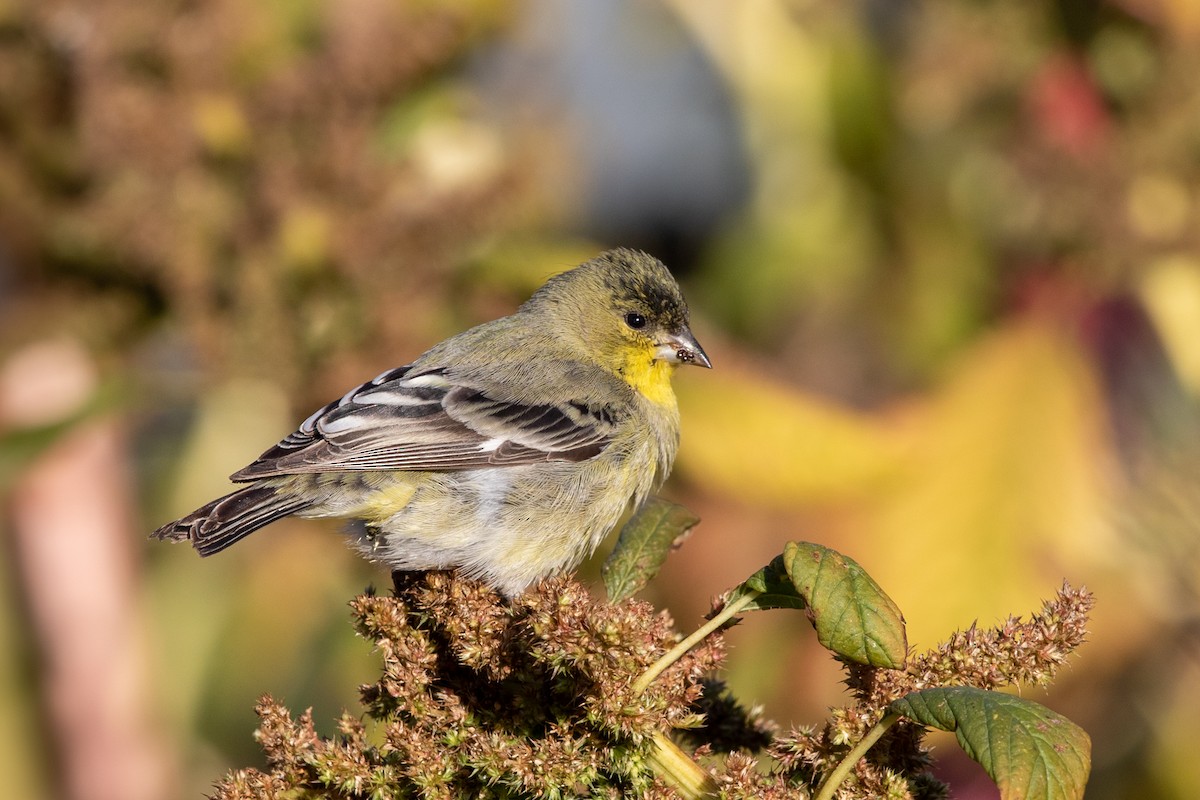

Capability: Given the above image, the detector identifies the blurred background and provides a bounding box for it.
[2,0,1199,797]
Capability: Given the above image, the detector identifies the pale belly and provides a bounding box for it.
[317,457,655,596]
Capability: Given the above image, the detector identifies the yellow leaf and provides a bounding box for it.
[857,322,1109,647]
[675,367,905,505]
[1140,255,1200,396]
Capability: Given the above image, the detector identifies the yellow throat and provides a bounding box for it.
[619,351,678,408]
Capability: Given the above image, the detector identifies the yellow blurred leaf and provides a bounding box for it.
[675,367,905,505]
[679,323,1109,650]
[1139,255,1200,396]
[859,322,1109,648]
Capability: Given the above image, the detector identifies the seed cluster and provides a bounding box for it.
[215,572,724,799]
[213,576,1092,799]
[771,583,1094,798]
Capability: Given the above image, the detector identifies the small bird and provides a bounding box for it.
[152,248,710,596]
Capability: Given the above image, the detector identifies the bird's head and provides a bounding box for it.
[523,249,710,400]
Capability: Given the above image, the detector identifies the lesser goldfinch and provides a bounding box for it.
[152,248,709,596]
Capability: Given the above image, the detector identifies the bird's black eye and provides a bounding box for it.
[624,312,647,330]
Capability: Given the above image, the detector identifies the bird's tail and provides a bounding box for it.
[151,483,311,556]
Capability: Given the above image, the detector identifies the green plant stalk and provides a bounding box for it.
[633,588,762,695]
[648,731,717,799]
[634,590,762,797]
[813,712,901,800]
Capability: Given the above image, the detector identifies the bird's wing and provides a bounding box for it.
[230,366,621,480]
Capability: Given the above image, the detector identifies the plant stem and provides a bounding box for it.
[636,592,761,797]
[813,712,901,800]
[633,589,761,696]
[647,731,716,799]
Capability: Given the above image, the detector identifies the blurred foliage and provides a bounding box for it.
[0,0,517,399]
[679,0,1200,392]
[2,0,1200,798]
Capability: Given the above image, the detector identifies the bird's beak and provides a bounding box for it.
[656,328,712,369]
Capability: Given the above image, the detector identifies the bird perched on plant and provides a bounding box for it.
[153,248,710,596]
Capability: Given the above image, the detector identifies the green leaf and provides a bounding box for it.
[602,498,699,602]
[729,555,807,612]
[890,687,1091,800]
[720,542,906,668]
[781,541,907,669]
